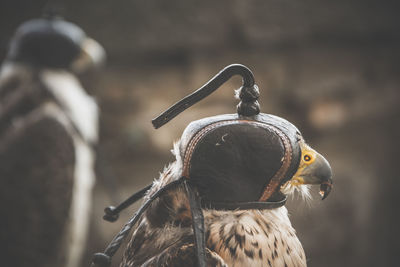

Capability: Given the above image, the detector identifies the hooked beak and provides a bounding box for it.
[71,37,106,73]
[292,150,333,200]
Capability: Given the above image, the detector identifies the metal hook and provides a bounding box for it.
[152,64,256,129]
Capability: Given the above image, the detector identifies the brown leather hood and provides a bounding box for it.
[179,113,302,203]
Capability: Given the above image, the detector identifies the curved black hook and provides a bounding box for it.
[152,64,257,129]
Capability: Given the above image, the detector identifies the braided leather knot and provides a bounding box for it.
[237,84,260,116]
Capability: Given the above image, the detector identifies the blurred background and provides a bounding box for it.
[1,0,399,266]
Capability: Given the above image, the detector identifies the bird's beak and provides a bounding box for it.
[291,150,333,200]
[71,37,106,73]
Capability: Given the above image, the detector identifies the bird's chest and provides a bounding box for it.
[204,209,306,267]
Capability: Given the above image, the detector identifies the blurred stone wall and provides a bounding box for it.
[1,0,399,266]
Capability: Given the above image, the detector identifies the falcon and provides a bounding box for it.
[0,16,104,267]
[92,64,332,267]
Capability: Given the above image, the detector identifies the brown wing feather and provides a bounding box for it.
[120,188,228,267]
[0,113,75,267]
[120,221,193,267]
[141,243,227,267]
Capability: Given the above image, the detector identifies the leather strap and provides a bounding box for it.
[201,196,287,210]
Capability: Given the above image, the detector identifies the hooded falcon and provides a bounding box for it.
[92,64,332,267]
[0,16,105,267]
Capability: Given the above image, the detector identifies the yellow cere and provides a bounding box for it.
[287,141,317,186]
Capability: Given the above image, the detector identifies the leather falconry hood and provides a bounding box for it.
[7,16,86,68]
[154,64,302,206]
[91,64,306,267]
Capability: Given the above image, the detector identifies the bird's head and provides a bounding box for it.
[175,113,333,207]
[6,17,105,73]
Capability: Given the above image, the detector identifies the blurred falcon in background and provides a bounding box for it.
[0,16,105,267]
